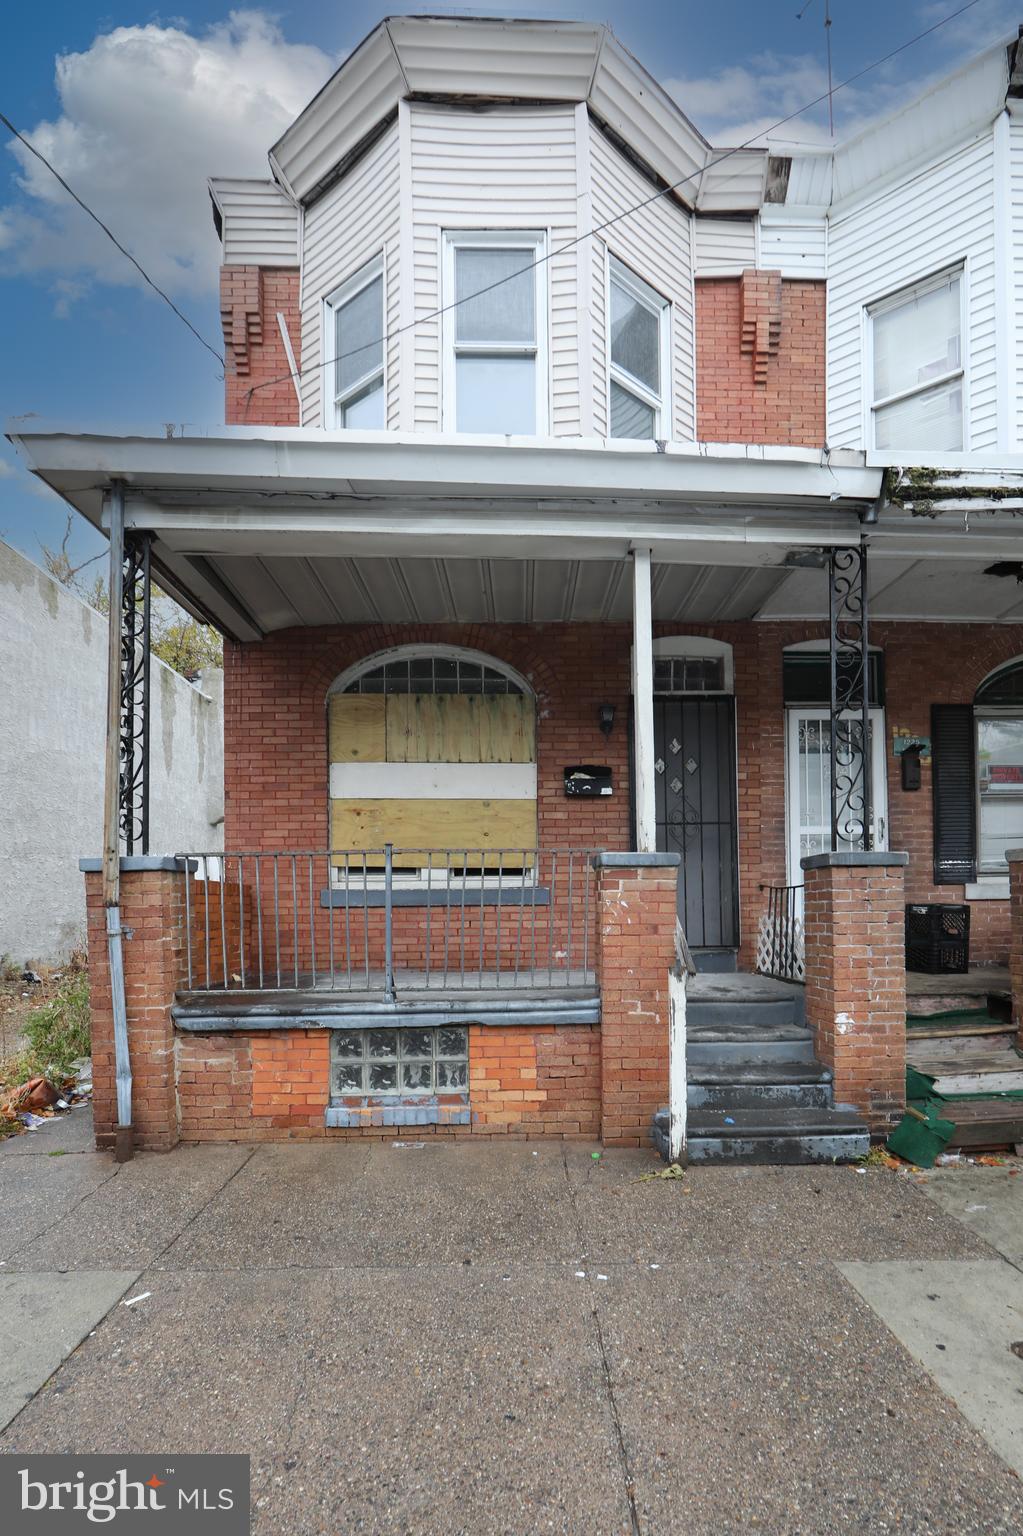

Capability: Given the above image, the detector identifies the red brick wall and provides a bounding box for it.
[85,869,186,1151]
[596,862,678,1147]
[803,858,907,1130]
[695,274,826,446]
[221,265,301,426]
[176,1024,601,1142]
[222,618,1023,969]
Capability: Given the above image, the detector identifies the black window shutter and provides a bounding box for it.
[931,704,976,885]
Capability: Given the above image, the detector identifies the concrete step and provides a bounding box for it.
[691,948,738,974]
[688,1061,833,1112]
[688,1032,818,1067]
[687,998,805,1031]
[652,1105,869,1165]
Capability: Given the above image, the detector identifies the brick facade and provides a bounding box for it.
[223,617,1023,969]
[802,854,908,1131]
[221,266,301,426]
[695,274,826,446]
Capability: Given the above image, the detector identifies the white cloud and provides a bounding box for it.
[1,10,334,301]
[663,3,1023,148]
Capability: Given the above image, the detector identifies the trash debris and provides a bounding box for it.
[723,1116,736,1125]
[596,1274,609,1281]
[966,1203,989,1212]
[391,1141,427,1149]
[591,1151,601,1160]
[20,969,42,985]
[888,1104,956,1169]
[574,1270,586,1278]
[18,1112,47,1130]
[638,1164,686,1182]
[934,1152,961,1166]
[122,1292,151,1307]
[649,1263,661,1270]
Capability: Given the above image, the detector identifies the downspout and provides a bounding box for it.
[102,480,134,1162]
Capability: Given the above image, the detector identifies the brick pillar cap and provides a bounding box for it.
[592,851,681,869]
[801,850,909,870]
[79,856,198,873]
[1005,848,1023,864]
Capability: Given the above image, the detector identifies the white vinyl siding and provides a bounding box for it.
[589,121,694,440]
[410,102,579,434]
[758,212,827,279]
[692,218,756,277]
[827,133,996,452]
[210,179,299,267]
[300,124,400,428]
[1010,118,1023,451]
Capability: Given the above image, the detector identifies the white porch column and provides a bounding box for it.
[631,546,656,852]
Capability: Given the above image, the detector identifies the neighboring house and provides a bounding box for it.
[10,16,1023,1158]
[0,538,224,963]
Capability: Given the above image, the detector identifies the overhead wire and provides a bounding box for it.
[0,109,225,370]
[241,0,989,417]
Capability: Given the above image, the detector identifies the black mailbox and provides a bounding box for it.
[564,764,613,798]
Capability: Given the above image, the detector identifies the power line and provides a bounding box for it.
[244,0,988,416]
[0,109,225,370]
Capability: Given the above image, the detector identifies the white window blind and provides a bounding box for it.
[608,257,670,439]
[869,270,963,451]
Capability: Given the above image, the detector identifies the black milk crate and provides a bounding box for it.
[904,903,970,975]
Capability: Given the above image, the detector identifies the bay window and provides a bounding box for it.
[608,256,670,439]
[443,231,547,434]
[327,254,385,428]
[868,268,964,451]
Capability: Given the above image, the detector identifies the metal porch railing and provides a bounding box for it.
[178,847,598,996]
[755,883,806,983]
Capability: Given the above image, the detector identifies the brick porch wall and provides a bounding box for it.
[802,853,908,1131]
[175,1024,602,1142]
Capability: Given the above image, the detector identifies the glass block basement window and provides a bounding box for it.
[330,1026,469,1097]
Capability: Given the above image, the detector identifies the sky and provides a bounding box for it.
[2,0,1021,571]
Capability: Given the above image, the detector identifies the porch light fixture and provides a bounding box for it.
[598,703,616,737]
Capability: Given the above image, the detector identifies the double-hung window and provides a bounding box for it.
[868,268,964,451]
[608,256,670,438]
[443,231,547,434]
[327,254,385,428]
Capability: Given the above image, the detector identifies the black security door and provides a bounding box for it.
[653,697,738,948]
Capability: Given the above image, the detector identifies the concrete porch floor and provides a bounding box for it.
[2,1106,1023,1533]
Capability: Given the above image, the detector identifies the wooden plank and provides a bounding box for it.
[330,762,536,799]
[479,694,535,763]
[328,695,386,763]
[331,797,537,867]
[386,695,481,763]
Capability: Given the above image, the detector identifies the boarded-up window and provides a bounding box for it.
[328,653,536,869]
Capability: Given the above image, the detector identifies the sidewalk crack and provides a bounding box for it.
[561,1148,642,1536]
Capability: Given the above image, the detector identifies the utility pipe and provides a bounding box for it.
[102,480,134,1162]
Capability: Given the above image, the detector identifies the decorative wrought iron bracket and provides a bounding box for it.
[119,531,152,854]
[828,542,872,852]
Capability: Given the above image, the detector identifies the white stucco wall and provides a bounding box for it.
[0,539,224,962]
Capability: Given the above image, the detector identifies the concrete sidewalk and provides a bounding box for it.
[2,1108,1022,1535]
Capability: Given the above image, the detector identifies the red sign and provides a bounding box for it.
[989,765,1023,783]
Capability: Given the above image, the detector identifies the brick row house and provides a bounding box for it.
[13,16,1023,1159]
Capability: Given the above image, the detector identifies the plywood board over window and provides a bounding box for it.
[327,689,537,865]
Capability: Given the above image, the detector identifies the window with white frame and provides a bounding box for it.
[868,268,964,451]
[327,255,385,428]
[976,661,1023,874]
[443,231,547,434]
[608,256,670,439]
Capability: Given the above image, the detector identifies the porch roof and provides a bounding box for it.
[14,425,1023,640]
[9,424,883,641]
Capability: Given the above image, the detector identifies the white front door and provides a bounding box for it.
[786,708,888,885]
